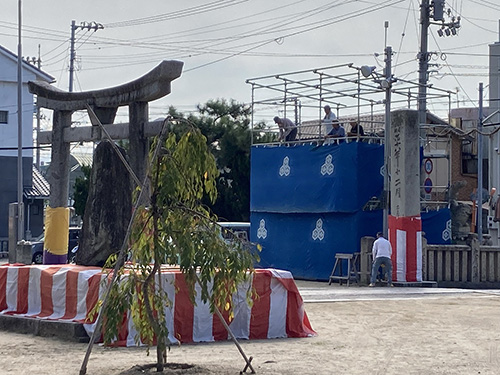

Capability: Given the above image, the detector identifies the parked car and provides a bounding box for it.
[219,222,250,243]
[66,223,251,267]
[31,227,81,264]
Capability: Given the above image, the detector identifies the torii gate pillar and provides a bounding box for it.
[29,60,183,264]
[129,101,149,186]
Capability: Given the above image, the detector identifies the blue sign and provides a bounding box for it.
[424,178,433,193]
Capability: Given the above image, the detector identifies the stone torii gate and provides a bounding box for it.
[28,60,183,264]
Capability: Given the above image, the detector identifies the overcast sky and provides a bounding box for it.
[1,0,499,127]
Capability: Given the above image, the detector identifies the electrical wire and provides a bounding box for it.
[2,0,494,113]
[0,20,68,39]
[447,1,498,34]
[104,0,250,28]
[184,0,406,71]
[42,39,71,63]
[74,0,406,73]
[468,0,500,12]
[91,0,350,55]
[136,0,308,43]
[393,0,413,75]
[49,0,383,60]
[1,0,418,78]
[429,31,476,109]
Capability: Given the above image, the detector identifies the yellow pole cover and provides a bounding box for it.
[44,207,70,255]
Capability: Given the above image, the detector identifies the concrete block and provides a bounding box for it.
[16,241,32,265]
[0,314,89,343]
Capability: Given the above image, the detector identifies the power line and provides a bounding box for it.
[393,0,414,75]
[468,0,500,12]
[104,0,250,28]
[429,29,476,109]
[72,0,406,74]
[447,1,498,34]
[138,0,308,43]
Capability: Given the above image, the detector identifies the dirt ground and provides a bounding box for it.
[1,294,500,375]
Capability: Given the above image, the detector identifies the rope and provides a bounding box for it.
[85,104,143,187]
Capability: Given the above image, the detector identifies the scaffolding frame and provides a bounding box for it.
[247,63,459,213]
[246,63,454,144]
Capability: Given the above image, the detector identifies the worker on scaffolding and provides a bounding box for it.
[322,105,337,136]
[326,120,345,139]
[274,116,297,142]
[347,121,365,137]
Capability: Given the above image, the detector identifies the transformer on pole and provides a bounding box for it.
[69,20,104,92]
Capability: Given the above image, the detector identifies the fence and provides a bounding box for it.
[425,241,500,284]
[359,234,500,286]
[0,238,8,258]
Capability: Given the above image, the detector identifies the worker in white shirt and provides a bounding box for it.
[369,232,393,287]
[322,105,337,136]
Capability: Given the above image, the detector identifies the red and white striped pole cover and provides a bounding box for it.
[388,215,423,282]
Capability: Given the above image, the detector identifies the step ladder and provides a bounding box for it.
[328,253,359,286]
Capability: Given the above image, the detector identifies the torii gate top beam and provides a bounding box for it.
[28,60,183,111]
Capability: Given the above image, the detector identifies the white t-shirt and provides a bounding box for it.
[322,111,337,135]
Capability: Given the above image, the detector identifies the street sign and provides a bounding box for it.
[424,158,433,174]
[424,178,433,193]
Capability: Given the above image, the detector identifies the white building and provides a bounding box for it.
[0,44,54,249]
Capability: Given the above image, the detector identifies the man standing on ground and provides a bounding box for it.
[369,232,393,287]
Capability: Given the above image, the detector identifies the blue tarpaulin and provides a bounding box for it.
[250,141,384,213]
[250,210,382,280]
[250,141,384,280]
[250,141,446,280]
[421,208,452,244]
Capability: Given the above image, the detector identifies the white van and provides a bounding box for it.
[218,222,250,243]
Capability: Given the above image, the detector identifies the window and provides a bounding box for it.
[461,139,477,175]
[0,110,7,124]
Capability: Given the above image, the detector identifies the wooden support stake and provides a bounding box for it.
[213,303,256,374]
[241,356,254,374]
[196,275,256,374]
[79,118,171,375]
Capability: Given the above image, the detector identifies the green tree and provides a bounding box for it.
[189,99,252,221]
[97,121,256,371]
[73,165,92,217]
[167,99,271,222]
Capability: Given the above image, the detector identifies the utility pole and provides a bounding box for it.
[383,45,393,238]
[418,0,460,126]
[36,45,41,170]
[418,0,431,127]
[17,0,24,241]
[488,22,500,245]
[478,82,484,242]
[28,45,43,170]
[418,0,460,202]
[69,20,104,92]
[360,23,395,237]
[25,49,43,170]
